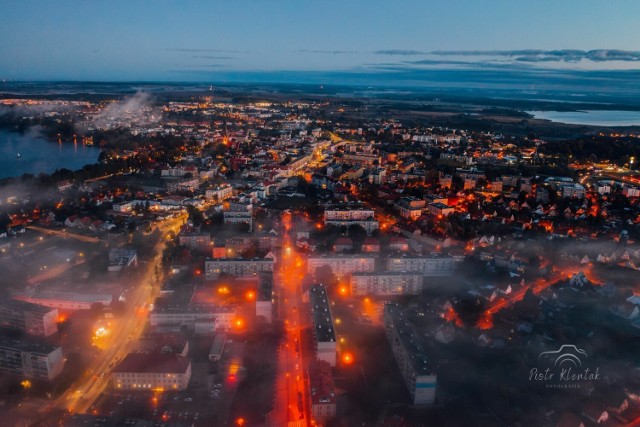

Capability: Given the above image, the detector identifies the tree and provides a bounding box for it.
[186,204,204,227]
[314,265,337,286]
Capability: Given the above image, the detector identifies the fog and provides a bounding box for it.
[76,91,163,132]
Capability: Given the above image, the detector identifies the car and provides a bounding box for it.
[184,397,193,402]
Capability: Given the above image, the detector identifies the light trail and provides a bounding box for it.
[268,210,309,426]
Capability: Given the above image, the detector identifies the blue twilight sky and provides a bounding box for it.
[2,0,640,81]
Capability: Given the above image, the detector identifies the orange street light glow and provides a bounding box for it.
[342,352,354,365]
[339,286,348,296]
[234,318,245,328]
[245,291,256,301]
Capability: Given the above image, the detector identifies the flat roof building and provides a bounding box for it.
[387,256,456,277]
[149,304,236,333]
[307,255,375,277]
[205,257,273,279]
[384,305,437,405]
[0,334,64,380]
[350,273,424,296]
[0,299,59,337]
[15,291,113,311]
[309,285,337,367]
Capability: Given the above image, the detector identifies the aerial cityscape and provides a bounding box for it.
[1,1,640,426]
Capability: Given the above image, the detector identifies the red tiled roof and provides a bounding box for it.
[309,360,336,405]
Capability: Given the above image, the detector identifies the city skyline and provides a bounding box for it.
[2,0,640,81]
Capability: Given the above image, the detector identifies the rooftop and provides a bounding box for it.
[309,359,336,405]
[113,352,190,374]
[309,285,336,343]
[0,333,60,355]
[384,304,433,376]
[0,299,57,315]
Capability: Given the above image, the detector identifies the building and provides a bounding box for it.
[333,237,353,252]
[138,332,189,357]
[223,196,254,230]
[427,202,455,217]
[350,273,423,296]
[208,334,226,362]
[309,285,337,366]
[623,186,640,198]
[307,255,376,277]
[369,168,387,185]
[361,237,381,253]
[395,197,426,220]
[561,183,586,199]
[15,291,113,311]
[205,257,274,279]
[388,236,409,252]
[384,305,437,404]
[205,184,233,202]
[223,211,253,231]
[178,232,212,251]
[439,174,453,189]
[309,360,337,425]
[0,300,58,337]
[256,277,273,323]
[0,334,64,380]
[108,248,138,272]
[424,195,449,205]
[387,256,456,276]
[112,353,191,391]
[323,204,379,235]
[149,305,237,333]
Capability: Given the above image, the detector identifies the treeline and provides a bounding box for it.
[540,136,640,163]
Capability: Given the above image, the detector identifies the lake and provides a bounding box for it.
[527,110,640,127]
[0,129,100,179]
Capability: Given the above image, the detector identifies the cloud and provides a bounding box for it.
[431,49,640,63]
[374,49,426,56]
[298,49,358,54]
[166,48,247,53]
[192,55,234,60]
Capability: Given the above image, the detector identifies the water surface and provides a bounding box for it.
[0,129,100,179]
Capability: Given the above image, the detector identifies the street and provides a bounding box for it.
[36,212,187,419]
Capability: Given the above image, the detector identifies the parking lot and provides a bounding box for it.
[93,341,246,426]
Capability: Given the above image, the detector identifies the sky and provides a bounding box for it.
[1,0,640,82]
